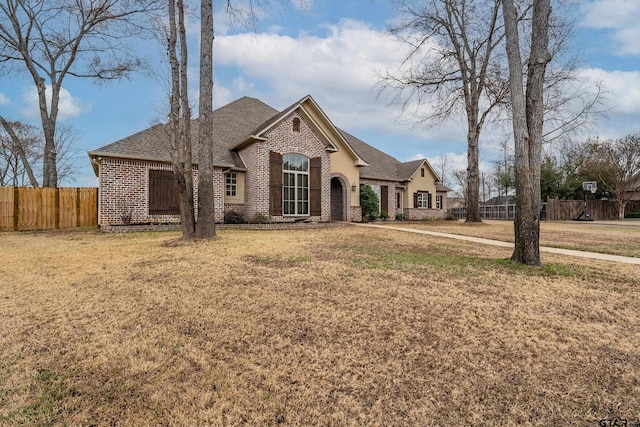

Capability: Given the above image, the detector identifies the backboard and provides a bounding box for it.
[583,181,597,193]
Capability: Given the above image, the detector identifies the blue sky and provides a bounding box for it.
[0,0,639,189]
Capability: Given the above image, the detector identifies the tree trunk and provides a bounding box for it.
[195,0,216,239]
[503,0,551,266]
[466,125,481,222]
[168,0,195,240]
[36,79,58,187]
[618,202,627,220]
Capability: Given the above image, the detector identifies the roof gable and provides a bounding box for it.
[398,158,441,182]
[234,95,368,167]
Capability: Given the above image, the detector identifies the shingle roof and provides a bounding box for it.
[89,97,278,167]
[397,159,425,181]
[339,129,402,181]
[88,96,449,193]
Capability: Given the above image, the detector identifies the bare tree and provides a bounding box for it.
[0,0,161,187]
[581,134,640,219]
[0,118,79,186]
[452,168,468,206]
[382,0,509,223]
[480,171,494,203]
[503,0,552,266]
[195,0,216,239]
[167,0,196,240]
[0,116,39,186]
[54,124,81,185]
[432,153,451,187]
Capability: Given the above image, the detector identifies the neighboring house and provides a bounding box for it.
[484,195,515,206]
[625,171,640,201]
[88,95,450,228]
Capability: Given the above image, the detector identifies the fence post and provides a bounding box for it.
[76,188,81,228]
[55,187,60,229]
[13,187,18,231]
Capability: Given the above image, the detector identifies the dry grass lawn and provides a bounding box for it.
[1,226,639,426]
[387,220,640,258]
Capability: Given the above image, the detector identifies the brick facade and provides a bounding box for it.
[360,179,400,220]
[239,111,331,222]
[97,158,226,226]
[98,112,333,226]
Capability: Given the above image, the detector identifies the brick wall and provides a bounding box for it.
[240,111,331,222]
[405,208,446,220]
[98,157,227,225]
[360,179,400,220]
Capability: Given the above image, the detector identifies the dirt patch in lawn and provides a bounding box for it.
[1,227,639,425]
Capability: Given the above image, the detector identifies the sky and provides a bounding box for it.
[0,0,639,189]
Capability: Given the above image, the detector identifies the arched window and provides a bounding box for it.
[292,117,301,132]
[283,153,309,215]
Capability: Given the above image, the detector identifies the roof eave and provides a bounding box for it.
[88,151,238,170]
[233,134,268,151]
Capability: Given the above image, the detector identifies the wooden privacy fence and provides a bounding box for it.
[546,198,619,221]
[449,199,639,221]
[0,187,98,231]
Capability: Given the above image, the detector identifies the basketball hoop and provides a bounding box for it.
[583,181,597,194]
[575,181,597,221]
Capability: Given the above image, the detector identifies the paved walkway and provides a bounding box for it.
[354,223,640,266]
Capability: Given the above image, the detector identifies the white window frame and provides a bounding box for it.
[283,154,309,216]
[417,192,429,209]
[225,172,237,197]
[436,194,443,209]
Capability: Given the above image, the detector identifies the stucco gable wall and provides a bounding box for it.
[404,164,439,208]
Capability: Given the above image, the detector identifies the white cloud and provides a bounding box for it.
[0,93,8,105]
[21,86,89,121]
[210,16,639,172]
[580,0,640,55]
[214,19,461,142]
[575,68,640,137]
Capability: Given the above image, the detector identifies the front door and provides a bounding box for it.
[331,177,344,221]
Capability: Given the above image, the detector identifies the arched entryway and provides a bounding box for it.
[330,176,346,221]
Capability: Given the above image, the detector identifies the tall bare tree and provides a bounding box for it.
[503,0,552,266]
[0,116,39,186]
[195,0,216,238]
[0,118,78,186]
[0,0,160,187]
[382,0,509,223]
[167,0,196,240]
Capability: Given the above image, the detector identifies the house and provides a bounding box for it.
[88,95,450,228]
[484,195,515,206]
[626,171,640,202]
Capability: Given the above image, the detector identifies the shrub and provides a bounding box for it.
[360,184,379,221]
[395,213,407,221]
[249,213,269,224]
[224,210,245,224]
[380,211,389,220]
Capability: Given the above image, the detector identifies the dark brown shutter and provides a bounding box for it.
[310,157,322,216]
[413,192,418,209]
[149,170,179,215]
[269,151,283,216]
[428,192,432,209]
[381,185,388,213]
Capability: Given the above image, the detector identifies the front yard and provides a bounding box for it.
[1,226,639,425]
